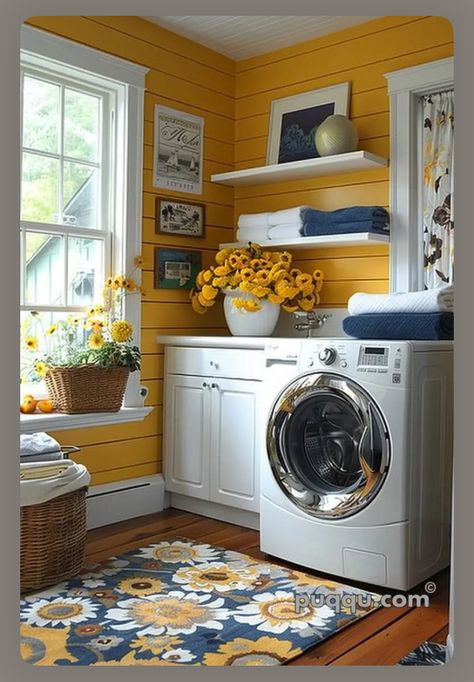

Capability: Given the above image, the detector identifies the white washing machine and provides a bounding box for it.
[260,338,453,591]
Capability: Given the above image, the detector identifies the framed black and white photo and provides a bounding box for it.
[155,196,205,238]
[266,82,351,165]
[154,247,202,290]
[153,105,204,194]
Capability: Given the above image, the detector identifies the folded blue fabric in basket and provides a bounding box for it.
[301,206,389,224]
[342,312,454,341]
[302,221,389,237]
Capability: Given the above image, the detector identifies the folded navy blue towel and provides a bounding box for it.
[301,206,389,224]
[302,221,389,237]
[343,312,454,341]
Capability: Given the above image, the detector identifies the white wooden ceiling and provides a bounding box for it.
[144,16,377,60]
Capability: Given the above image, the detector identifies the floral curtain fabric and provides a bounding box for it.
[422,90,454,289]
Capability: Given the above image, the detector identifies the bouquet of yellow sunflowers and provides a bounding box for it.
[190,243,323,315]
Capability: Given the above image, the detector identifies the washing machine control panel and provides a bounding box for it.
[298,340,408,387]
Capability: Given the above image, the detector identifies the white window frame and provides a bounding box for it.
[20,65,113,311]
[20,25,148,410]
[385,57,454,292]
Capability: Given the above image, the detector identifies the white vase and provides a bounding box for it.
[223,290,280,337]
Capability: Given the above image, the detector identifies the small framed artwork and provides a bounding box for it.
[155,197,206,238]
[153,105,204,195]
[154,247,202,290]
[266,82,351,165]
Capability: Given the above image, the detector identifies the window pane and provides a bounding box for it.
[22,75,60,154]
[25,232,64,305]
[21,153,59,223]
[62,162,98,228]
[68,236,104,306]
[64,88,100,162]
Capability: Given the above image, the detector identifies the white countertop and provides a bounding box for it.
[156,335,277,349]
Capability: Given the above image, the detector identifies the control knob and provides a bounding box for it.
[318,347,337,365]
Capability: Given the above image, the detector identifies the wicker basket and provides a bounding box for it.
[45,365,130,413]
[20,487,88,593]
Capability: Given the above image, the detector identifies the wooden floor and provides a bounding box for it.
[85,508,449,666]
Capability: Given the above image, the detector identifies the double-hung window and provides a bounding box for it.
[20,26,147,407]
[20,67,113,370]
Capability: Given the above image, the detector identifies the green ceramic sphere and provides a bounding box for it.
[315,114,359,157]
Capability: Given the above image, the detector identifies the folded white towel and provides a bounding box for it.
[20,450,64,463]
[236,225,270,243]
[268,206,309,226]
[237,212,273,229]
[20,459,91,507]
[268,224,303,240]
[348,285,454,316]
[20,431,61,458]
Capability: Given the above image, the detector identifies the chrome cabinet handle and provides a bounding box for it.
[202,382,208,388]
[211,383,219,389]
[210,360,219,369]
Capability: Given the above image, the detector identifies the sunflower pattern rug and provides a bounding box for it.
[20,538,382,666]
[398,641,447,666]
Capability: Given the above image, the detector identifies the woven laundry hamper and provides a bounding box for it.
[20,488,88,594]
[20,457,89,594]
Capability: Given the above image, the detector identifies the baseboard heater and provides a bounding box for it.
[86,474,166,529]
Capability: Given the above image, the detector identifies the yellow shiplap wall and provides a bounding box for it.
[26,16,234,485]
[23,16,453,485]
[234,16,454,305]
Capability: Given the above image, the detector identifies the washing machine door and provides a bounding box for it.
[267,372,390,519]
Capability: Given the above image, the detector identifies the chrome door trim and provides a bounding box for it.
[266,372,391,519]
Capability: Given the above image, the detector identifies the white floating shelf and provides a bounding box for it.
[211,151,388,187]
[219,232,389,251]
[20,406,153,434]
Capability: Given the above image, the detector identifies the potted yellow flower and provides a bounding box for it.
[190,243,324,336]
[21,259,143,414]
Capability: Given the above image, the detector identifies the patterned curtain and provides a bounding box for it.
[422,90,454,289]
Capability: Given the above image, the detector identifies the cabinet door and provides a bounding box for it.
[163,374,211,499]
[209,378,261,512]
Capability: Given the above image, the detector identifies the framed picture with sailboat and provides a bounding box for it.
[152,105,204,194]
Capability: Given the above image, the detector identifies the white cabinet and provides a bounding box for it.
[209,377,261,511]
[164,374,211,500]
[163,346,264,513]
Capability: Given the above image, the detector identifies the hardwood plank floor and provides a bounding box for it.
[85,508,449,666]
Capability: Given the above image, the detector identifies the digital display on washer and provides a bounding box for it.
[358,345,389,367]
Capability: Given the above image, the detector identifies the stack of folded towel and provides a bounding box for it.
[236,205,390,243]
[300,206,389,237]
[20,432,64,463]
[343,286,454,341]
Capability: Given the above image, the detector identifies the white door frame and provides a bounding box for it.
[385,57,454,292]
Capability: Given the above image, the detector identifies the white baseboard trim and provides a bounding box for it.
[446,633,454,662]
[170,493,260,531]
[86,474,165,529]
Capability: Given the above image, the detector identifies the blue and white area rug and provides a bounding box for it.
[398,641,447,666]
[20,538,382,666]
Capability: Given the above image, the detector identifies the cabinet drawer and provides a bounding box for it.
[165,346,264,381]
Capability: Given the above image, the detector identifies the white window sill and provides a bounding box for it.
[20,406,153,434]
